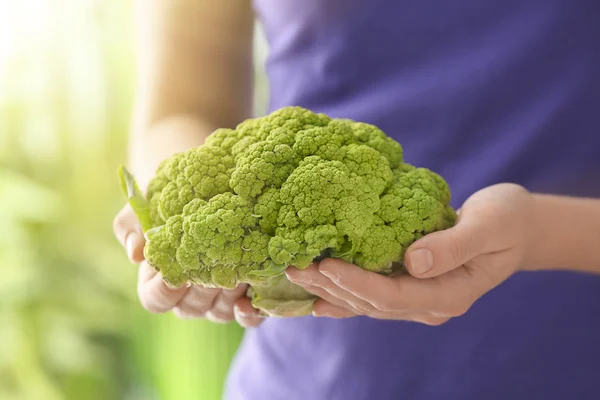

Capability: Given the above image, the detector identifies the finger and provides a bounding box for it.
[172,285,220,319]
[193,285,248,323]
[313,299,449,325]
[404,207,497,278]
[137,262,189,313]
[287,265,375,314]
[204,288,244,323]
[205,308,234,323]
[113,205,145,263]
[315,259,477,319]
[138,260,159,282]
[220,284,249,302]
[308,282,426,320]
[314,296,450,326]
[300,283,361,312]
[312,300,357,319]
[318,258,475,316]
[397,312,451,326]
[234,297,265,328]
[287,265,357,309]
[316,258,402,312]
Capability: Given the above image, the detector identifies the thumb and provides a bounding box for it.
[113,205,145,263]
[404,209,491,278]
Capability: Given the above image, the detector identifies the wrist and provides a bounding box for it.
[522,193,600,274]
[521,193,553,272]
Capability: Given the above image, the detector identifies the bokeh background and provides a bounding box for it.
[0,1,268,399]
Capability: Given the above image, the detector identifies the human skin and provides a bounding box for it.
[114,0,600,327]
[112,0,262,328]
[286,184,600,324]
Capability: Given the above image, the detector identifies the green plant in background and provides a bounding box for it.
[0,1,268,399]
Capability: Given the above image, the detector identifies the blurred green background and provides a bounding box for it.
[0,1,268,399]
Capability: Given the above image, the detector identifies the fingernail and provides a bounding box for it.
[235,307,251,318]
[409,248,434,275]
[320,270,339,282]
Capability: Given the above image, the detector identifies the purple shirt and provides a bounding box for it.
[226,1,600,399]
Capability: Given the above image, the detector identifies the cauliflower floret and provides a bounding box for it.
[119,106,456,317]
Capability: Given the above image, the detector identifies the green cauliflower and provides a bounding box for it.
[118,106,456,317]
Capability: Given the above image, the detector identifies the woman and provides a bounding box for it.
[113,1,600,398]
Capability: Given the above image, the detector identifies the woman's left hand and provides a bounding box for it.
[285,183,535,325]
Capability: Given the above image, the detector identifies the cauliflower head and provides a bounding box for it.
[119,106,456,317]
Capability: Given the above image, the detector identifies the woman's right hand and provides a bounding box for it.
[113,204,263,328]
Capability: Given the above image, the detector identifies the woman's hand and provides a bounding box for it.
[113,204,263,328]
[286,183,535,325]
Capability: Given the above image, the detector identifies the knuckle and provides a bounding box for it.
[172,308,188,319]
[156,284,185,306]
[206,311,234,324]
[178,303,209,317]
[138,294,167,314]
[137,281,177,314]
[449,234,466,266]
[212,300,235,316]
[173,307,202,320]
[178,296,212,316]
[220,286,246,300]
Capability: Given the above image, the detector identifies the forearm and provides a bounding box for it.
[128,116,216,191]
[128,0,254,189]
[524,193,600,274]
